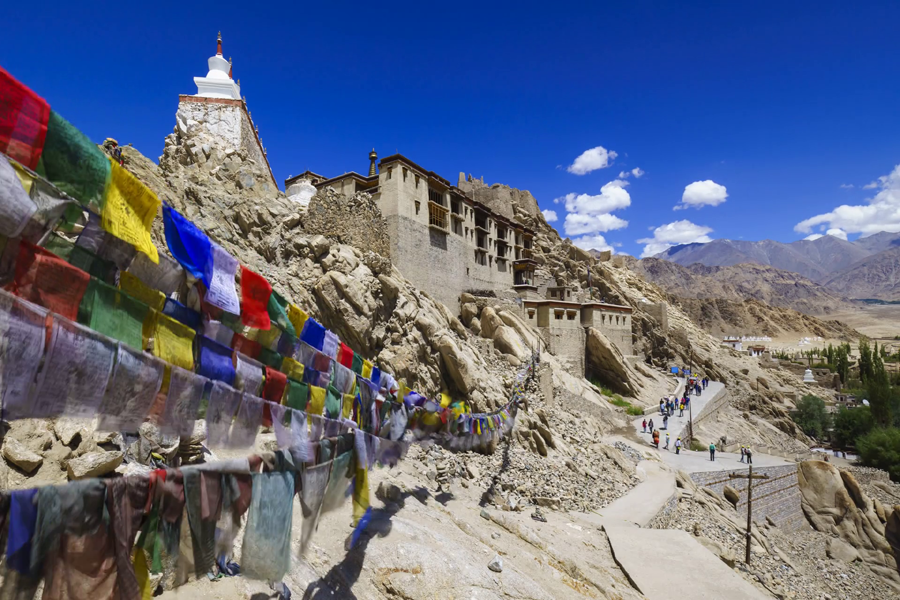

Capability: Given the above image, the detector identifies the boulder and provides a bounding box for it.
[827,537,860,563]
[469,317,482,336]
[7,420,54,455]
[54,418,90,447]
[479,307,503,339]
[492,325,528,361]
[3,438,43,474]
[460,302,478,325]
[434,334,480,395]
[696,535,737,568]
[723,485,740,508]
[487,555,503,573]
[585,328,636,396]
[0,458,7,490]
[67,451,124,480]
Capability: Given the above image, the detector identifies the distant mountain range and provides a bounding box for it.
[654,231,900,300]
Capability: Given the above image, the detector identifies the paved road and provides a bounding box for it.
[632,378,724,445]
[581,460,675,528]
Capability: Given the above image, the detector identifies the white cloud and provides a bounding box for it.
[637,220,714,258]
[804,233,824,241]
[567,146,617,175]
[571,234,614,252]
[675,180,728,210]
[863,181,879,189]
[840,184,854,189]
[564,212,629,235]
[541,209,558,223]
[618,167,644,179]
[826,228,848,240]
[795,163,900,237]
[558,180,631,216]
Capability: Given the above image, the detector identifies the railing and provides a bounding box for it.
[428,201,449,230]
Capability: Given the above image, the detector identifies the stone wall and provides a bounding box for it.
[175,96,276,192]
[540,325,585,376]
[302,188,391,261]
[582,305,633,356]
[690,464,806,531]
[691,384,732,431]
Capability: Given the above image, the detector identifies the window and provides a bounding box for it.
[554,311,563,320]
[387,168,392,180]
[528,309,536,319]
[428,187,445,206]
[403,167,408,181]
[567,311,576,320]
[429,202,448,230]
[415,200,420,215]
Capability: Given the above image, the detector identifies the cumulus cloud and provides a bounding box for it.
[840,184,854,189]
[558,180,631,215]
[541,209,558,223]
[826,228,848,240]
[675,180,728,210]
[795,163,900,237]
[567,146,617,175]
[570,234,614,252]
[618,167,645,179]
[804,233,824,241]
[637,220,714,258]
[564,212,629,236]
[863,181,879,189]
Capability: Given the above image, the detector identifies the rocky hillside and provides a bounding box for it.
[630,258,855,316]
[822,246,900,301]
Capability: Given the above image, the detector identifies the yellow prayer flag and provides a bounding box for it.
[440,392,451,409]
[308,385,326,423]
[352,466,369,526]
[10,161,34,194]
[153,312,195,371]
[362,360,373,380]
[248,326,281,349]
[287,304,308,336]
[101,158,160,263]
[120,271,166,311]
[281,356,305,381]
[342,393,354,420]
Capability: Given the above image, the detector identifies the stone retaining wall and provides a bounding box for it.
[690,385,731,430]
[689,464,806,531]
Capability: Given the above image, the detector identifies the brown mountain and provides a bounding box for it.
[656,235,871,282]
[630,258,854,316]
[822,246,900,301]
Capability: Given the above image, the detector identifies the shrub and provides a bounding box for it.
[690,439,705,452]
[609,397,629,408]
[626,406,644,416]
[832,406,874,451]
[857,427,900,481]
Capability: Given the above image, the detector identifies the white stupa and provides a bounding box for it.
[803,368,815,383]
[193,32,241,99]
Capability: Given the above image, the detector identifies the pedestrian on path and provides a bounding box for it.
[709,442,716,461]
[662,414,668,430]
[739,446,746,463]
[678,401,684,417]
[652,430,660,449]
[745,446,752,464]
[642,419,647,433]
[648,418,654,432]
[664,433,670,450]
[659,399,665,415]
[675,437,682,454]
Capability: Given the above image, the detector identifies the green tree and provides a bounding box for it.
[857,427,900,481]
[832,406,874,451]
[835,344,850,385]
[859,340,874,383]
[868,349,893,427]
[791,394,832,440]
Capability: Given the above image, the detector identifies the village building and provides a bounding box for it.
[722,337,743,352]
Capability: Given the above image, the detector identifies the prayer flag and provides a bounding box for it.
[262,366,287,403]
[39,110,111,211]
[258,346,282,369]
[322,330,339,360]
[337,342,354,369]
[151,311,195,371]
[197,335,236,385]
[162,205,209,280]
[299,317,325,351]
[97,344,165,431]
[162,297,202,330]
[202,319,234,347]
[0,155,37,238]
[203,243,239,314]
[101,159,160,263]
[235,352,264,396]
[324,386,341,420]
[267,290,295,336]
[0,292,48,420]
[120,271,166,311]
[127,251,184,297]
[88,280,148,351]
[159,366,206,438]
[8,240,90,321]
[206,381,241,448]
[286,304,308,337]
[0,66,50,170]
[22,174,78,243]
[352,352,363,375]
[281,356,305,382]
[232,332,261,359]
[240,266,271,329]
[284,379,309,412]
[231,394,263,449]
[75,212,136,271]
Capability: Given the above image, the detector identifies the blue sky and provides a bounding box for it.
[5,1,900,256]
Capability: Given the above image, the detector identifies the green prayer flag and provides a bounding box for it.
[69,244,116,284]
[89,280,148,350]
[267,290,295,336]
[42,232,75,261]
[325,385,341,420]
[285,379,309,412]
[38,111,111,211]
[351,353,364,375]
[258,346,282,369]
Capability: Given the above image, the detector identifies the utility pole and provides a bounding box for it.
[687,348,694,443]
[728,464,770,564]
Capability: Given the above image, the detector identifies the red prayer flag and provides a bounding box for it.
[262,366,287,404]
[7,240,90,321]
[0,67,50,170]
[232,333,262,359]
[240,266,271,329]
[338,342,354,369]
